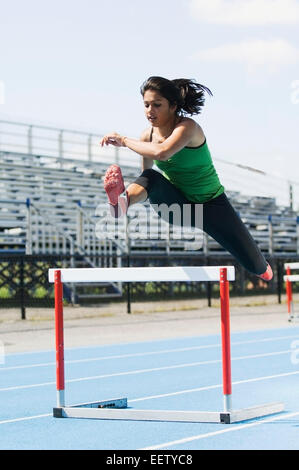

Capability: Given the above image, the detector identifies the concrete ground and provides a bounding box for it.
[1,294,298,354]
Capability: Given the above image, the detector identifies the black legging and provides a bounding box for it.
[134,169,268,275]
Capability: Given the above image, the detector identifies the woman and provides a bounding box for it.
[100,76,273,281]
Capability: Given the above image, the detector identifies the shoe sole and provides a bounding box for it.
[104,165,125,205]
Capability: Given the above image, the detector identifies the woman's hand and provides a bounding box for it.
[100,132,126,147]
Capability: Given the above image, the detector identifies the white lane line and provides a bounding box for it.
[1,345,220,372]
[131,369,299,403]
[0,349,297,392]
[1,334,298,372]
[140,410,299,450]
[0,414,51,425]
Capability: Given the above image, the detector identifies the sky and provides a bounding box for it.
[0,0,299,184]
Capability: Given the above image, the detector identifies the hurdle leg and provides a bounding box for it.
[54,269,65,408]
[220,268,232,412]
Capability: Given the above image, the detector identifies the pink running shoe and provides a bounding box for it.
[103,165,129,218]
[258,263,273,282]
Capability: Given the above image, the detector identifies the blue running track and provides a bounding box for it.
[0,326,299,450]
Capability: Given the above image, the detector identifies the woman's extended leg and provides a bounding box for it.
[133,170,270,277]
[202,193,269,276]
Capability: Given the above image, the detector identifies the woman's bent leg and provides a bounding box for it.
[133,169,190,225]
[126,183,148,205]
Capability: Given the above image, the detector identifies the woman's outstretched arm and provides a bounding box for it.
[99,119,197,161]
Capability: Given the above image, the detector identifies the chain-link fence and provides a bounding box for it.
[0,253,297,319]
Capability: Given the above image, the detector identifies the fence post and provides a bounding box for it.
[20,256,26,320]
[25,198,32,255]
[205,256,211,307]
[268,215,273,255]
[276,259,282,304]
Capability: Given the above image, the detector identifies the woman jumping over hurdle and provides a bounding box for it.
[100,76,273,281]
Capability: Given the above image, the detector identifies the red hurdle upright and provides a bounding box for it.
[54,269,65,407]
[286,266,294,319]
[50,265,284,423]
[284,263,299,322]
[220,267,232,412]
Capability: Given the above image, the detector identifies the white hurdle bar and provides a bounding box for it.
[284,262,299,322]
[48,266,284,424]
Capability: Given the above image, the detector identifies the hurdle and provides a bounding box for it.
[48,266,284,424]
[284,263,299,322]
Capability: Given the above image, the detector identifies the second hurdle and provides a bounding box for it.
[284,262,299,322]
[48,265,284,424]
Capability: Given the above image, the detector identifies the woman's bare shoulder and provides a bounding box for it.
[179,117,202,130]
[140,127,152,142]
[178,117,205,146]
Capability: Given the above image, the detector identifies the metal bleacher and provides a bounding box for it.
[1,149,298,257]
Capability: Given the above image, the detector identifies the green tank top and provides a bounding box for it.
[154,139,225,203]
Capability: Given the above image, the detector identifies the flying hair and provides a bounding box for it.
[140,76,213,116]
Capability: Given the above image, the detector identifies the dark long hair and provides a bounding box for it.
[140,76,213,116]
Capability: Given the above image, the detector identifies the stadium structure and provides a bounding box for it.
[0,120,298,315]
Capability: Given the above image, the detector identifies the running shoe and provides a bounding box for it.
[103,164,129,218]
[258,263,273,282]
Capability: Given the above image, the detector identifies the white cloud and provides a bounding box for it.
[190,0,299,25]
[190,39,299,73]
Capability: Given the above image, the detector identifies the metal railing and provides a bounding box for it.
[0,119,139,168]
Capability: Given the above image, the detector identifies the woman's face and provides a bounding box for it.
[143,89,177,127]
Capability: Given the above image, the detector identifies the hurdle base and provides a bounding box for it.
[53,397,127,418]
[53,400,284,424]
[288,314,299,323]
